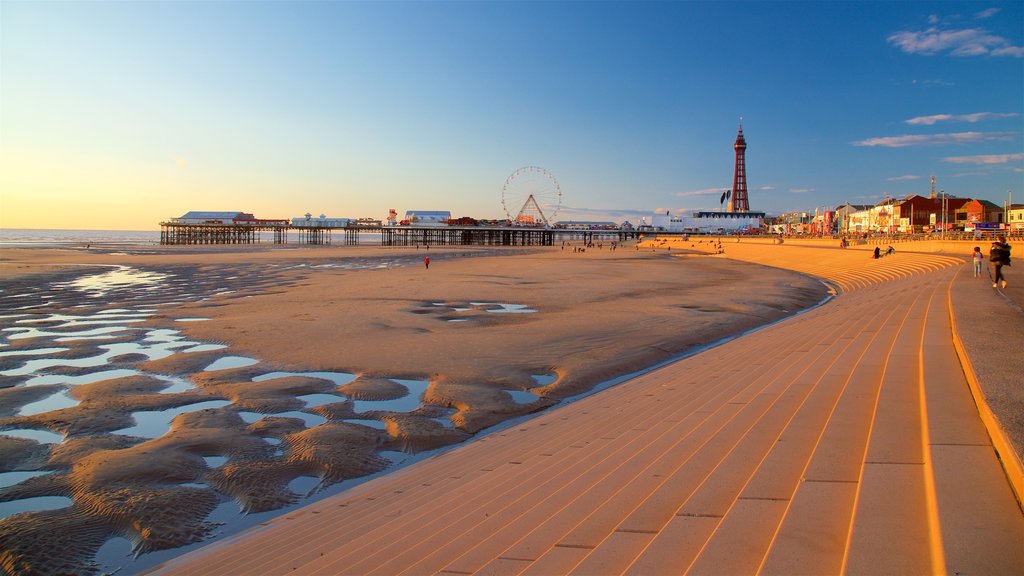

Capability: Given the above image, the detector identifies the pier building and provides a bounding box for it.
[403,211,451,226]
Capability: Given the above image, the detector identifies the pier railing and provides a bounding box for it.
[158,222,644,247]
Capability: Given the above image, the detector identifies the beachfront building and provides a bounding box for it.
[894,194,970,232]
[649,210,764,233]
[841,208,873,233]
[834,204,872,233]
[291,214,352,228]
[554,221,619,230]
[1008,204,1024,231]
[172,211,256,225]
[403,211,451,226]
[955,199,1004,229]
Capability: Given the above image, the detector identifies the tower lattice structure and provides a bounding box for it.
[730,122,749,212]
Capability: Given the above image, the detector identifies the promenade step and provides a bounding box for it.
[148,247,1023,576]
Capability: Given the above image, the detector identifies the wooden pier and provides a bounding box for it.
[159,222,643,247]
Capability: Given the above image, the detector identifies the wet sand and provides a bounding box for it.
[0,241,826,574]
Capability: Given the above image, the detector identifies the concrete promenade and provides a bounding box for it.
[150,242,1024,575]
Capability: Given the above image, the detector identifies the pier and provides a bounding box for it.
[159,222,643,247]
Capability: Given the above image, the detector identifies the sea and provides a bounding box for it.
[0,228,383,247]
[0,228,161,247]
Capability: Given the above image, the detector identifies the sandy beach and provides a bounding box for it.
[0,240,827,574]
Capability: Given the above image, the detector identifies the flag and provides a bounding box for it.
[720,191,727,205]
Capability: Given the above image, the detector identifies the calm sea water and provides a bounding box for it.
[0,228,161,246]
[0,228,383,247]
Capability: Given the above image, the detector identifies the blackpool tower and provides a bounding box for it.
[729,121,749,212]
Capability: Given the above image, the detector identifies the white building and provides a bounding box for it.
[291,214,351,228]
[173,211,254,224]
[1008,204,1024,231]
[404,211,451,226]
[649,211,764,233]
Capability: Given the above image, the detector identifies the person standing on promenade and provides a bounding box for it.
[989,235,1011,288]
[424,256,430,270]
[972,246,984,278]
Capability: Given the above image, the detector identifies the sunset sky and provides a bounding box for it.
[1,1,1022,230]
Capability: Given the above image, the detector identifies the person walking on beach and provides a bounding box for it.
[424,256,430,270]
[873,246,880,259]
[972,246,984,278]
[990,235,1011,288]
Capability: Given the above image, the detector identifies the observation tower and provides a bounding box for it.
[729,121,749,212]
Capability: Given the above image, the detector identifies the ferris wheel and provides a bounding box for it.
[501,166,562,227]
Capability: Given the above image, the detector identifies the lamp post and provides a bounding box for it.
[941,189,947,239]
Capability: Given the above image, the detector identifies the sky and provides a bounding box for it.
[1,1,1022,230]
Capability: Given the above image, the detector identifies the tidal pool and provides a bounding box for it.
[111,400,232,438]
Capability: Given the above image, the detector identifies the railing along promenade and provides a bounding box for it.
[150,241,1024,575]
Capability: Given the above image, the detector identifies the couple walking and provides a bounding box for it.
[974,234,1011,289]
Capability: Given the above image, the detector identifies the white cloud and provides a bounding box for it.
[992,45,1024,57]
[758,185,776,191]
[887,175,922,181]
[674,188,727,198]
[853,132,1016,147]
[905,112,1020,125]
[975,7,1000,19]
[789,188,815,194]
[908,78,955,87]
[887,24,1023,58]
[942,153,1024,164]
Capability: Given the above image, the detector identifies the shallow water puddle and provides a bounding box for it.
[0,470,54,490]
[18,368,140,387]
[95,536,134,567]
[0,428,65,444]
[0,347,69,358]
[17,390,79,416]
[298,393,347,408]
[183,344,227,353]
[288,475,321,497]
[175,318,210,322]
[4,325,134,341]
[112,400,232,438]
[0,496,74,520]
[58,267,170,297]
[351,379,429,414]
[204,356,258,371]
[252,371,357,386]
[469,302,537,313]
[203,456,227,468]
[5,340,186,376]
[343,418,387,430]
[532,373,557,386]
[506,390,541,404]
[155,375,196,394]
[380,450,410,465]
[236,410,327,428]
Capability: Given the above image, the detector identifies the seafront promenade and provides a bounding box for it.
[150,241,1024,575]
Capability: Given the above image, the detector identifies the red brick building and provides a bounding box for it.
[895,195,970,230]
[955,199,1004,228]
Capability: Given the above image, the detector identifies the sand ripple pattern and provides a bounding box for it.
[0,261,463,575]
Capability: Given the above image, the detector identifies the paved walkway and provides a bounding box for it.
[150,245,1024,575]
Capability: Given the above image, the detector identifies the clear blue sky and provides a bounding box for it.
[2,1,1021,229]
